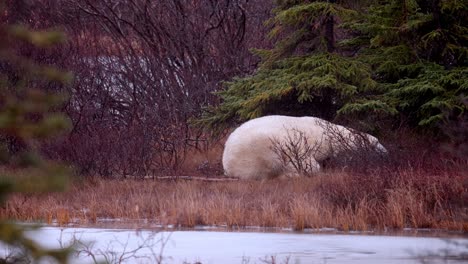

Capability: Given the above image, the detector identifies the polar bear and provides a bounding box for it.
[222,115,386,180]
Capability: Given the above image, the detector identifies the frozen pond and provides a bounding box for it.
[3,226,468,263]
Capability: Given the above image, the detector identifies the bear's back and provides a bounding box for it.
[222,115,325,179]
[233,115,324,135]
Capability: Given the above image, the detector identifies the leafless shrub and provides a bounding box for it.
[259,255,291,264]
[416,239,468,264]
[316,119,388,173]
[270,120,388,176]
[54,0,273,177]
[69,231,171,264]
[0,244,31,264]
[270,128,323,177]
[3,0,274,177]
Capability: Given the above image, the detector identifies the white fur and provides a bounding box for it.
[222,115,386,180]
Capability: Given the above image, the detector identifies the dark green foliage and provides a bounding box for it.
[344,0,467,130]
[346,0,467,67]
[264,2,358,62]
[199,53,375,131]
[199,0,467,138]
[0,9,73,264]
[197,1,367,131]
[388,66,467,126]
[340,65,467,127]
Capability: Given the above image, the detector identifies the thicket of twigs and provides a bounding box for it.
[2,0,272,177]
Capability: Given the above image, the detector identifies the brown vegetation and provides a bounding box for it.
[1,0,273,177]
[2,165,466,232]
[2,124,466,232]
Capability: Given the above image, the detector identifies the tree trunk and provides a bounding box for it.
[430,0,445,64]
[325,0,336,52]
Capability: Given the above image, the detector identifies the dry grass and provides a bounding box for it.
[1,167,467,232]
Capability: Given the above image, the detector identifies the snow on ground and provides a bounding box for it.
[2,226,467,264]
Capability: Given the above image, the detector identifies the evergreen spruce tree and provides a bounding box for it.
[199,0,467,137]
[0,10,73,263]
[198,0,376,132]
[340,0,467,130]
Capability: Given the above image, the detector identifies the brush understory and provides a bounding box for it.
[2,167,467,232]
